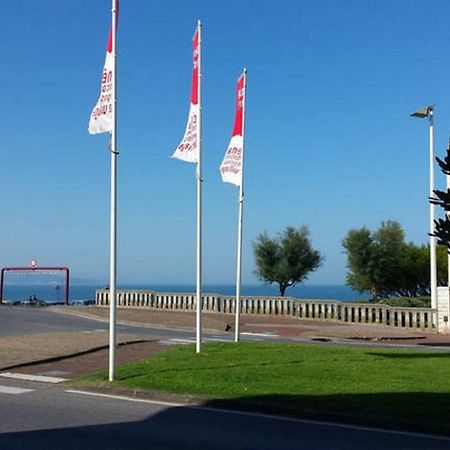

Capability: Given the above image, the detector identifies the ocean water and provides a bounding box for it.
[1,283,368,303]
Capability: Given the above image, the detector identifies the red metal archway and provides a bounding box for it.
[0,265,70,305]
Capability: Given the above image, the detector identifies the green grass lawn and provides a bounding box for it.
[77,342,450,435]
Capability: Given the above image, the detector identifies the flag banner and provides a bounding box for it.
[172,27,200,163]
[88,1,119,135]
[88,31,114,134]
[220,72,246,186]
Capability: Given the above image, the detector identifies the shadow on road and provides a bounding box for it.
[2,393,450,450]
[367,351,450,359]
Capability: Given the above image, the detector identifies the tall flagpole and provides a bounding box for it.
[196,20,203,353]
[235,69,247,343]
[234,181,244,343]
[109,0,118,382]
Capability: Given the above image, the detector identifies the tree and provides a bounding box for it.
[437,244,448,286]
[253,225,323,296]
[341,227,374,294]
[430,140,450,251]
[396,243,430,297]
[343,221,449,299]
[342,221,405,299]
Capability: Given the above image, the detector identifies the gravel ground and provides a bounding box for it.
[0,331,146,371]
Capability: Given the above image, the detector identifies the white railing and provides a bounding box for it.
[95,289,437,332]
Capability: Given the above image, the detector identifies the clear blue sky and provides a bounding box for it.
[1,0,449,286]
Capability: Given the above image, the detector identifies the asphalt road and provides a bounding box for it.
[2,306,450,448]
[2,305,450,352]
[0,378,449,450]
[0,305,226,342]
[0,306,110,337]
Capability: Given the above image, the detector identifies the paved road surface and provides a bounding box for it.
[2,306,450,448]
[0,305,224,342]
[0,377,449,450]
[2,305,449,352]
[0,306,108,337]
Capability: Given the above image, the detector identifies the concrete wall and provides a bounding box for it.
[96,289,439,333]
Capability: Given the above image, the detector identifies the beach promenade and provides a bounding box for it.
[3,304,450,449]
[1,304,450,378]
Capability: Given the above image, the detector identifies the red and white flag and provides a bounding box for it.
[88,2,118,135]
[172,26,200,163]
[220,71,246,186]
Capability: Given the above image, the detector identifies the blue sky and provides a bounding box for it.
[0,0,449,286]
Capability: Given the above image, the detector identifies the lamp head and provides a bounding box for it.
[411,105,434,118]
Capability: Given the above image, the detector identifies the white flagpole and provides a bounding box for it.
[234,185,244,342]
[109,0,118,382]
[235,69,247,343]
[196,20,203,353]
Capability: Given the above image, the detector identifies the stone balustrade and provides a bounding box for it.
[96,289,438,332]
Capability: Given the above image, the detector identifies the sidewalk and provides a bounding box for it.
[50,305,450,343]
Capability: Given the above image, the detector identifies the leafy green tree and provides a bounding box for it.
[397,244,446,296]
[437,244,448,286]
[397,243,429,297]
[253,225,323,296]
[341,227,374,294]
[342,221,405,299]
[343,221,449,299]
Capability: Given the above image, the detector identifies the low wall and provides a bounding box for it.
[96,289,438,333]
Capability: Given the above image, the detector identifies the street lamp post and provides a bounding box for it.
[411,105,437,317]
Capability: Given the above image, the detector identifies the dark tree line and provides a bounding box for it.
[252,216,447,300]
[342,220,448,299]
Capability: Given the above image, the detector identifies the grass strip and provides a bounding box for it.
[76,342,450,435]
